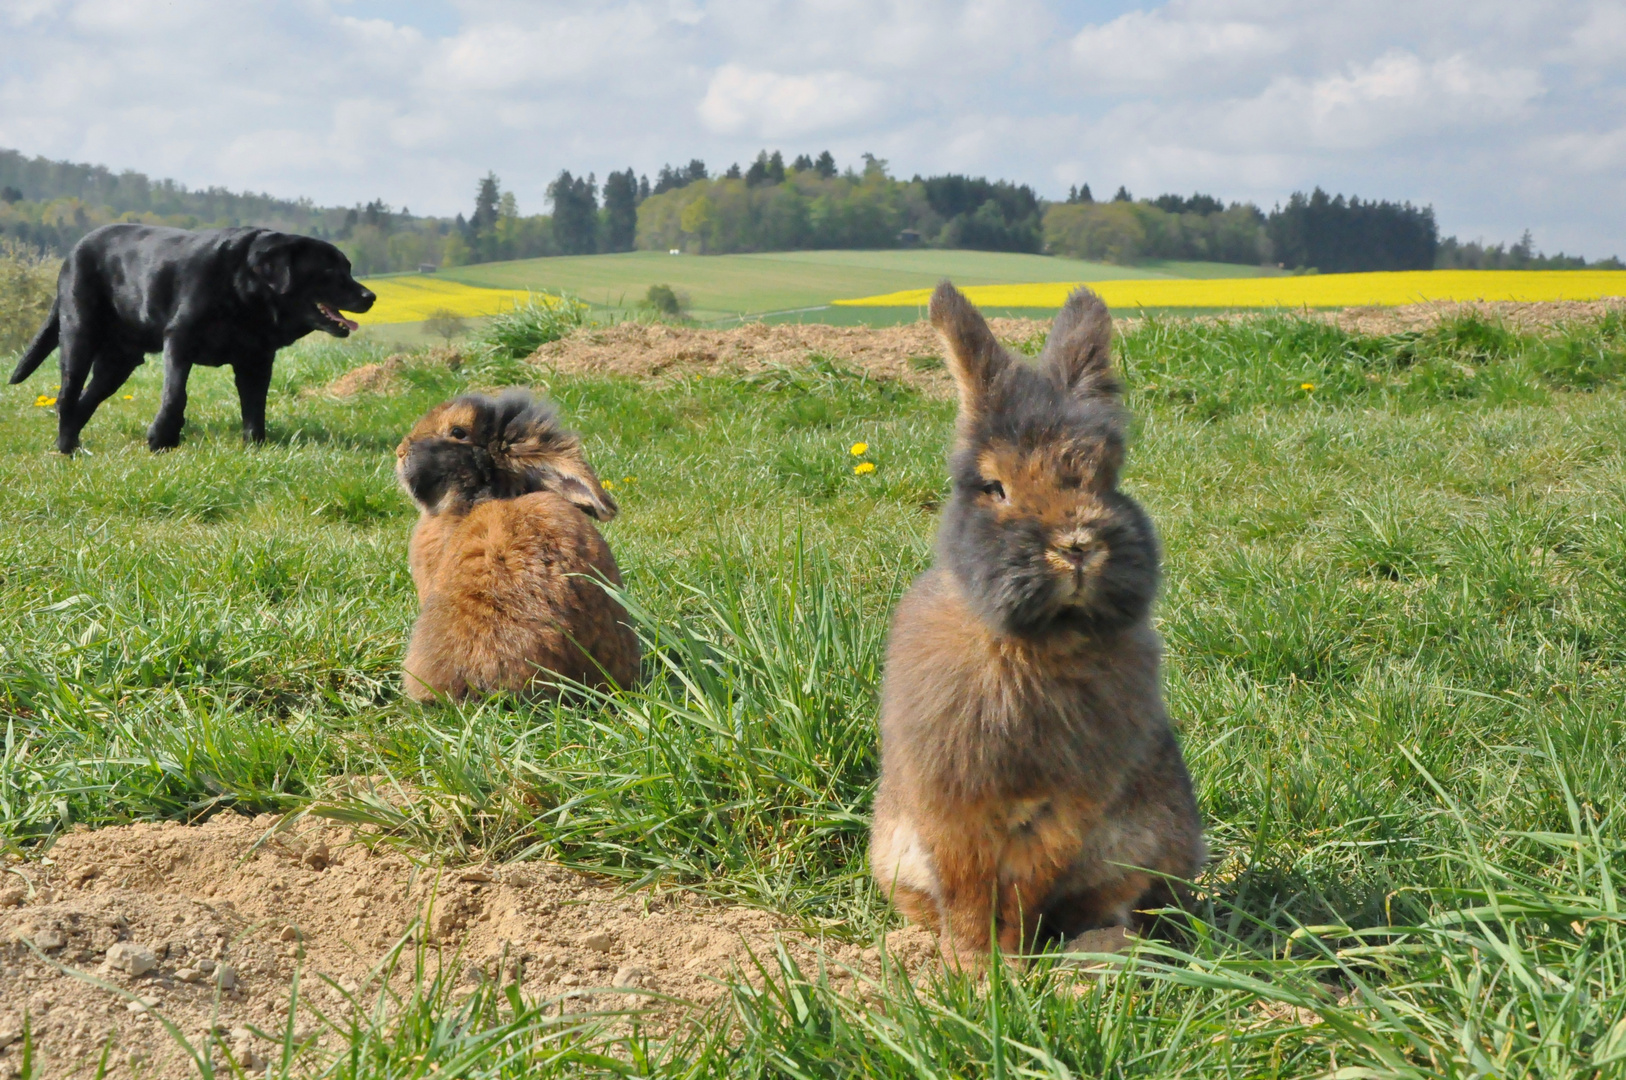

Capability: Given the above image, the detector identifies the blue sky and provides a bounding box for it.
[3,0,1623,258]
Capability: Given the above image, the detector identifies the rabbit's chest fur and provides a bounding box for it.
[879,567,1168,806]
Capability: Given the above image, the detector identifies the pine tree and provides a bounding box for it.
[547,170,599,255]
[602,168,638,252]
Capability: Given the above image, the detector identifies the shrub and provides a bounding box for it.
[645,283,687,317]
[422,306,467,344]
[0,241,58,359]
[470,292,588,359]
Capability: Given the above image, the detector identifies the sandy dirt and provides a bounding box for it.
[0,815,935,1079]
[319,301,1624,400]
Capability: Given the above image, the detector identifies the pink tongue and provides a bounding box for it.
[340,314,359,331]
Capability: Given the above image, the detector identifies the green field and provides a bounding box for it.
[441,249,1283,325]
[6,307,1626,1075]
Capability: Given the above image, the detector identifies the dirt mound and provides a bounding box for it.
[0,816,933,1079]
[320,356,404,397]
[1331,298,1626,335]
[525,318,1049,393]
[313,301,1625,400]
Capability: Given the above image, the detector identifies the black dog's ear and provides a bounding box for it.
[247,233,299,295]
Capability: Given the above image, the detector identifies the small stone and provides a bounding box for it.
[612,964,647,989]
[457,866,494,883]
[229,1026,254,1042]
[578,931,615,953]
[33,929,66,952]
[175,967,203,983]
[197,958,216,973]
[302,842,330,870]
[126,996,161,1013]
[214,963,239,990]
[558,973,581,986]
[503,869,536,889]
[0,888,23,908]
[127,1047,150,1066]
[0,1027,20,1050]
[279,925,303,942]
[105,942,159,976]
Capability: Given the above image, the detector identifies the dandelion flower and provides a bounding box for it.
[34,395,56,407]
[1300,382,1315,391]
[602,479,615,490]
[622,476,635,483]
[853,461,876,475]
[849,442,868,456]
[122,394,134,400]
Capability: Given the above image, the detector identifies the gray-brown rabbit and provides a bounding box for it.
[869,282,1204,970]
[396,391,639,700]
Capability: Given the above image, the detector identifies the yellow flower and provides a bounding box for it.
[849,442,868,456]
[34,395,56,407]
[853,461,876,475]
[622,476,635,483]
[1300,382,1315,391]
[122,394,134,400]
[602,479,615,490]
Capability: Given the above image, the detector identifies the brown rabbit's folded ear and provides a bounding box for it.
[545,459,619,521]
[930,281,1009,421]
[1040,287,1121,401]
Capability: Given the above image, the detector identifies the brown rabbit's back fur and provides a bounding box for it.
[396,391,639,701]
[870,283,1203,969]
[403,491,639,699]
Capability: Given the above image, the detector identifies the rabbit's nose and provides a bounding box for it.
[1057,544,1089,568]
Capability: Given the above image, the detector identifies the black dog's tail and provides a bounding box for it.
[9,296,60,385]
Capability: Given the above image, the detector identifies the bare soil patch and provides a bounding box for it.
[0,816,932,1079]
[314,300,1625,401]
[1330,298,1626,335]
[525,318,1055,394]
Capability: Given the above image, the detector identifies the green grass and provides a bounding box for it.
[441,249,1282,324]
[6,308,1626,1076]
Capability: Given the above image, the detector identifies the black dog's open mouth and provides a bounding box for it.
[316,302,360,333]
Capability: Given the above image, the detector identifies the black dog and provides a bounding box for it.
[9,224,375,452]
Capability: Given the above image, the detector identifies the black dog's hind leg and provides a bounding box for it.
[233,357,274,444]
[59,352,141,453]
[52,328,99,454]
[148,338,194,451]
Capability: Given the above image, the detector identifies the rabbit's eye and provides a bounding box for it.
[449,426,469,440]
[981,479,1006,500]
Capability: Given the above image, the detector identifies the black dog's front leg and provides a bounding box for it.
[148,338,194,451]
[234,358,274,444]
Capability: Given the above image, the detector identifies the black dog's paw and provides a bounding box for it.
[146,426,182,452]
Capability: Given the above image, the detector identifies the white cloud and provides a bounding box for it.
[0,0,1619,256]
[699,65,887,138]
[1071,10,1288,90]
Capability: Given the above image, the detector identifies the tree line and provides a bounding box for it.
[2,144,1618,273]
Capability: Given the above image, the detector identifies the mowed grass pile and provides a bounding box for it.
[4,309,1626,1076]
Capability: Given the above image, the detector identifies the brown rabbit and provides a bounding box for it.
[395,390,639,700]
[869,283,1204,969]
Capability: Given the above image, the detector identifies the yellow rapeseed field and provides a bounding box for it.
[833,270,1626,310]
[353,276,538,325]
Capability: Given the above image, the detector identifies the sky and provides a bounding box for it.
[2,0,1623,258]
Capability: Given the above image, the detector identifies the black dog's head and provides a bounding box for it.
[245,231,376,337]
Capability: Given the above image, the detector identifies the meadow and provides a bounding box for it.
[4,305,1626,1076]
[383,249,1284,328]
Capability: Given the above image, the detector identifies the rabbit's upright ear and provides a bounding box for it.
[930,281,1009,421]
[1040,287,1121,401]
